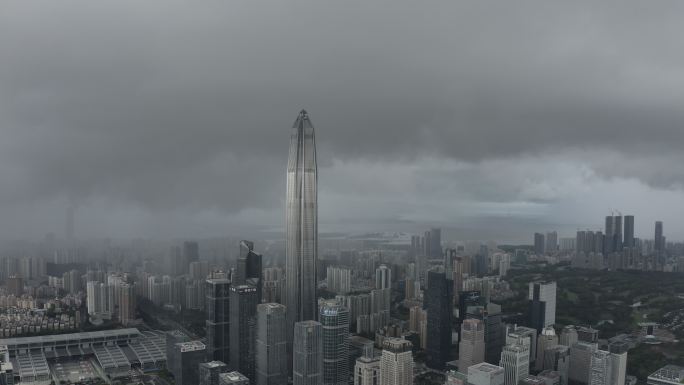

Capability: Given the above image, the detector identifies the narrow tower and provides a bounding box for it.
[286,110,319,345]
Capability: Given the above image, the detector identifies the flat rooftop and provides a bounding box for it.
[0,328,141,348]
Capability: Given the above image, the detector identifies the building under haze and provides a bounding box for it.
[230,285,258,381]
[529,281,557,334]
[236,240,263,301]
[534,233,545,255]
[320,302,350,385]
[286,110,319,349]
[459,318,485,371]
[380,338,413,385]
[424,268,453,370]
[206,278,231,363]
[256,303,287,385]
[293,320,323,385]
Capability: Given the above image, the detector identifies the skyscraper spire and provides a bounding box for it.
[285,109,318,350]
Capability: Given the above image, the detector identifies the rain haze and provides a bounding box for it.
[2,0,684,243]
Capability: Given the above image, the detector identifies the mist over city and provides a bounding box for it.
[1,1,683,385]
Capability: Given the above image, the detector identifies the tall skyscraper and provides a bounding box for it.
[429,228,442,259]
[623,215,635,248]
[380,338,413,385]
[604,216,614,254]
[286,110,319,346]
[117,282,136,326]
[499,344,530,385]
[184,240,200,266]
[655,221,664,251]
[206,278,231,363]
[589,350,612,385]
[506,326,537,368]
[569,341,597,385]
[375,264,392,290]
[424,268,453,370]
[230,285,258,381]
[320,303,350,385]
[256,303,287,385]
[293,321,323,385]
[459,318,485,371]
[613,215,623,251]
[237,240,263,301]
[608,343,628,385]
[535,327,558,371]
[545,232,558,253]
[544,345,570,385]
[171,340,206,385]
[534,233,545,255]
[529,281,557,333]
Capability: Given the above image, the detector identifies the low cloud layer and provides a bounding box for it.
[1,0,683,242]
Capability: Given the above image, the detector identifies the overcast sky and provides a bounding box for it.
[2,1,684,243]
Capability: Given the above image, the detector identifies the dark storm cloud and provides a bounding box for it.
[1,0,684,238]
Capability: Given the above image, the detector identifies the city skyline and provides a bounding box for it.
[1,2,683,385]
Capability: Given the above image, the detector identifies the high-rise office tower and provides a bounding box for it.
[545,232,558,253]
[256,303,287,385]
[429,228,442,259]
[535,327,558,371]
[286,110,319,347]
[589,350,612,385]
[529,281,557,333]
[604,216,614,254]
[468,362,505,385]
[380,338,413,385]
[117,283,136,326]
[534,233,545,255]
[293,321,323,385]
[230,285,258,381]
[375,264,391,290]
[458,318,485,371]
[184,240,200,266]
[424,268,454,370]
[200,361,229,385]
[569,342,597,385]
[655,221,664,251]
[608,343,628,385]
[613,215,622,251]
[467,303,505,365]
[237,240,263,301]
[499,344,530,385]
[623,216,635,248]
[354,356,381,385]
[506,326,537,368]
[320,303,350,385]
[543,345,570,385]
[166,329,190,380]
[171,340,206,385]
[206,278,231,363]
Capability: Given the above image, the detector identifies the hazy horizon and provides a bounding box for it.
[2,1,684,242]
